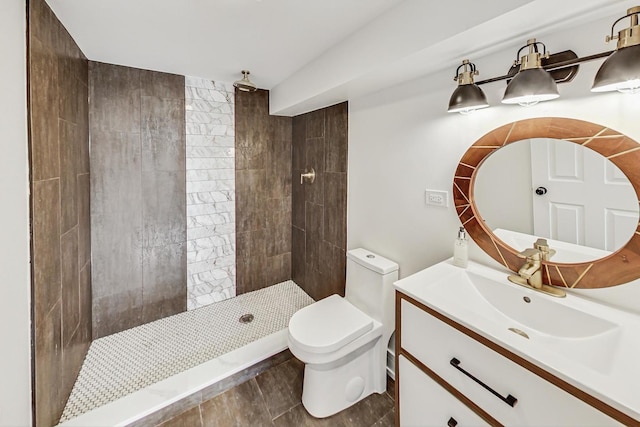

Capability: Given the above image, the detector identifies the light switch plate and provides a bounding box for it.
[425,189,449,207]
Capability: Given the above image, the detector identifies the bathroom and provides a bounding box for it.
[2,0,640,426]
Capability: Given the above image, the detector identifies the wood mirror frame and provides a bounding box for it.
[453,117,640,289]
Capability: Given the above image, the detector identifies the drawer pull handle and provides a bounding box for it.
[447,417,458,427]
[450,357,518,407]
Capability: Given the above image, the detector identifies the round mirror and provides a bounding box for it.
[454,117,640,289]
[474,138,639,263]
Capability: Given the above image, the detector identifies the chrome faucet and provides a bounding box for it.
[508,242,566,298]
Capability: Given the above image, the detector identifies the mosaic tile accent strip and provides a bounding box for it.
[58,281,312,424]
[185,76,236,309]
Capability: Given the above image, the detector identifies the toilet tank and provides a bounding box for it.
[345,248,399,328]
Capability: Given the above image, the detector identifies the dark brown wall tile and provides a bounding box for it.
[304,266,325,303]
[29,2,92,424]
[142,243,187,323]
[59,120,79,233]
[61,227,80,346]
[320,242,346,298]
[142,170,187,247]
[30,37,60,181]
[61,328,90,418]
[325,102,348,173]
[292,116,306,170]
[90,211,142,300]
[90,130,142,214]
[93,290,143,338]
[291,103,348,299]
[266,253,292,286]
[323,172,347,249]
[235,89,293,294]
[90,62,141,133]
[291,226,305,286]
[305,137,325,205]
[90,64,186,337]
[140,70,185,99]
[291,170,305,229]
[77,83,90,174]
[32,179,61,330]
[141,96,186,172]
[305,109,325,138]
[305,201,323,241]
[30,0,58,48]
[34,303,62,427]
[79,263,92,344]
[267,137,292,199]
[78,173,91,267]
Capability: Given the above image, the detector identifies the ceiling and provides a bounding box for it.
[46,0,638,116]
[45,0,403,88]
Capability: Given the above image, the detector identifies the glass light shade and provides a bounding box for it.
[592,44,640,93]
[502,68,559,105]
[448,84,489,114]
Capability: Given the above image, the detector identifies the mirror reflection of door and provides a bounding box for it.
[530,139,638,252]
[474,138,640,262]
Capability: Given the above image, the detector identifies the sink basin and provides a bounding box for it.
[399,261,622,374]
[466,271,618,339]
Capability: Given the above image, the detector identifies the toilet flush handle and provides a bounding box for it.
[301,168,316,184]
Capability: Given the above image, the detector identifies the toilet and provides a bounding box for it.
[287,248,399,418]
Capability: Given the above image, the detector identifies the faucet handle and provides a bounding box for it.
[534,238,556,260]
[534,238,549,250]
[519,248,541,260]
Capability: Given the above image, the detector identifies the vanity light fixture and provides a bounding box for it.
[502,39,559,106]
[447,59,489,114]
[592,6,640,94]
[447,5,640,113]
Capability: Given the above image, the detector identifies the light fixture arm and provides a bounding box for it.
[606,8,640,45]
[514,40,547,63]
[474,50,614,86]
[453,59,479,84]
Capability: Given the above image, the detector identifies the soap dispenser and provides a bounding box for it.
[453,226,468,268]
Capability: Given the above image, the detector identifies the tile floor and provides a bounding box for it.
[156,357,395,427]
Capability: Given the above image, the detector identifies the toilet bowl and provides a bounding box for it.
[287,248,398,418]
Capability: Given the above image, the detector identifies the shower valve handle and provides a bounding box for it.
[301,168,316,184]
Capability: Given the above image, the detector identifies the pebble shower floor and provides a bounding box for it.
[59,280,313,423]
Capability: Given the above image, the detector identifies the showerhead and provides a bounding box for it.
[233,70,257,92]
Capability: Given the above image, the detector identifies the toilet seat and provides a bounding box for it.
[288,295,373,354]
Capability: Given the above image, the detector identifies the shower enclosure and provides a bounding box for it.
[28,1,348,425]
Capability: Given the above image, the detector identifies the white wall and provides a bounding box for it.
[348,10,640,314]
[0,0,32,425]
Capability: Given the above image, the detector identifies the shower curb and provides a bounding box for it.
[126,350,292,427]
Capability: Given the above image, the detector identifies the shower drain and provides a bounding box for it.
[239,313,254,324]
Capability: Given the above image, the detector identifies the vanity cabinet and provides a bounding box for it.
[395,292,627,426]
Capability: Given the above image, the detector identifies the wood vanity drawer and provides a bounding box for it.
[400,298,621,426]
[399,355,490,427]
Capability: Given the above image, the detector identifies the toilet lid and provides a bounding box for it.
[288,294,373,354]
